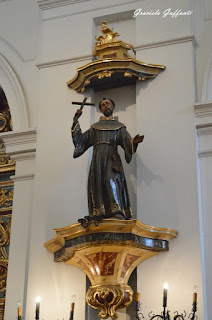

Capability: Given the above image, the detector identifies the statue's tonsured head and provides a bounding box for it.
[99,98,115,117]
[99,98,115,110]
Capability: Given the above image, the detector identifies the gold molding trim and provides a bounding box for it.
[0,207,12,213]
[0,181,13,188]
[45,219,178,253]
[67,58,165,92]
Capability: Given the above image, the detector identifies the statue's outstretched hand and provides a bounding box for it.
[73,109,82,124]
[133,134,144,145]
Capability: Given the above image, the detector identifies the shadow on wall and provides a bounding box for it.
[137,155,164,187]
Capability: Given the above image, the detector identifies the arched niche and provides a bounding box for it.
[0,51,30,130]
[202,53,212,101]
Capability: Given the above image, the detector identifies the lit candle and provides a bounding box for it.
[136,292,140,312]
[163,282,168,308]
[17,300,22,319]
[136,292,141,302]
[70,295,76,320]
[193,286,198,312]
[35,296,41,320]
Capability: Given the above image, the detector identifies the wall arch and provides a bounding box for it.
[0,52,30,130]
[202,53,212,101]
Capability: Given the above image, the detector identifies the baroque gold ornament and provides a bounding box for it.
[0,189,13,208]
[0,155,15,166]
[0,218,11,250]
[67,21,165,92]
[86,284,133,319]
[0,89,14,320]
[0,105,13,132]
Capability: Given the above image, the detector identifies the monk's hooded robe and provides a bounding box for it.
[72,115,136,219]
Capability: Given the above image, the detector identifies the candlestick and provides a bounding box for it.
[136,292,141,312]
[17,300,22,320]
[163,282,168,308]
[192,286,198,312]
[35,296,41,320]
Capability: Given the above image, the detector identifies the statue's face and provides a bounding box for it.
[100,99,115,117]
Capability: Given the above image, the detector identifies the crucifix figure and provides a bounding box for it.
[71,98,144,222]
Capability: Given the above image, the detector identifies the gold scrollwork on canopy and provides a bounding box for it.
[97,71,113,79]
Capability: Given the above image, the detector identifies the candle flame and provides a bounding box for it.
[17,300,22,307]
[193,286,198,293]
[72,295,76,303]
[163,282,169,289]
[36,296,41,303]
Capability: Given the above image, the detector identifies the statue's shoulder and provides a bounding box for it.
[91,118,125,131]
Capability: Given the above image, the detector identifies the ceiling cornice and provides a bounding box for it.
[37,0,91,10]
[0,0,13,3]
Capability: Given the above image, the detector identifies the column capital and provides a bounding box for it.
[195,101,212,157]
[0,128,37,179]
[0,128,37,159]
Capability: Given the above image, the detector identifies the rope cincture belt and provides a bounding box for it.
[94,141,112,147]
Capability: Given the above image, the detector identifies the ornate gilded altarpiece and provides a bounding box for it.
[0,87,14,319]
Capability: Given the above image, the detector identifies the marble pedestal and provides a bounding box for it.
[44,219,177,319]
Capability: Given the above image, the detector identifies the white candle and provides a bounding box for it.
[163,282,168,308]
[35,296,41,319]
[17,300,22,318]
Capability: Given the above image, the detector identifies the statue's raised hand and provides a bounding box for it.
[133,134,144,145]
[73,109,82,124]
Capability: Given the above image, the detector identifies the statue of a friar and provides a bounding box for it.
[71,98,144,220]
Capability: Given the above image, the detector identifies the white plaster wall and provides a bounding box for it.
[133,2,203,318]
[0,0,41,128]
[194,102,212,320]
[134,0,203,317]
[193,0,212,318]
[136,41,203,318]
[24,62,90,319]
[198,154,212,318]
[193,0,212,101]
[198,148,212,319]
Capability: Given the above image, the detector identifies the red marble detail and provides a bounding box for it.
[120,254,140,278]
[77,258,94,279]
[85,252,118,276]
